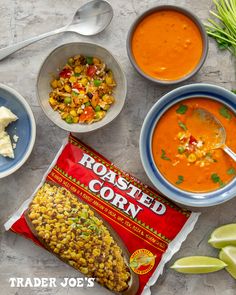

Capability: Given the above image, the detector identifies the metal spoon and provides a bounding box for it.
[0,0,113,61]
[190,108,236,161]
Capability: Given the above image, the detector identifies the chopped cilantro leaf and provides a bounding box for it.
[219,106,232,120]
[176,175,184,185]
[211,173,225,187]
[176,104,188,114]
[178,121,187,131]
[227,167,236,175]
[161,149,171,161]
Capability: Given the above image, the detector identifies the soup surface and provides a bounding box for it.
[152,98,236,192]
[131,10,203,81]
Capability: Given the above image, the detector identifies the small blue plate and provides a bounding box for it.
[0,84,36,178]
[140,83,236,207]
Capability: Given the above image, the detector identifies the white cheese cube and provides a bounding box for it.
[0,131,14,158]
[0,106,18,132]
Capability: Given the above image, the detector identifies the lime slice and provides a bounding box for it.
[170,256,227,274]
[219,246,236,279]
[208,223,236,249]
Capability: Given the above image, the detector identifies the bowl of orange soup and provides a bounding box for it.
[140,84,236,207]
[127,5,208,84]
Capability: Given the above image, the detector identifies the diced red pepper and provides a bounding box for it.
[73,83,85,92]
[59,69,72,78]
[87,65,97,77]
[189,135,197,145]
[79,106,95,123]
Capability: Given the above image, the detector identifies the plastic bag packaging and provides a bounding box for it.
[5,134,200,295]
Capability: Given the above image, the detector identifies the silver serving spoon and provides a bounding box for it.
[191,108,236,161]
[0,0,113,61]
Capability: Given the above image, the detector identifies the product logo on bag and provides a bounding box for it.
[129,249,156,274]
[78,153,166,219]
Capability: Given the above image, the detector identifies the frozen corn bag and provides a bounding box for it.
[5,134,199,294]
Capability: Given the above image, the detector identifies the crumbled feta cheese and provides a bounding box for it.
[0,131,14,158]
[13,143,16,149]
[13,135,19,143]
[0,106,18,132]
[0,106,18,158]
[196,140,203,148]
[81,104,85,110]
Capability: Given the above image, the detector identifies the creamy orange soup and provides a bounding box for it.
[132,10,203,81]
[152,98,236,192]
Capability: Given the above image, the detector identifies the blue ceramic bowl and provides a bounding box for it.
[0,84,36,178]
[140,83,236,207]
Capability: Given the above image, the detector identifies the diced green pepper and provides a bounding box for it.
[86,57,93,65]
[95,105,101,112]
[94,79,102,87]
[64,97,72,104]
[178,146,185,154]
[85,102,91,107]
[65,115,73,124]
[68,57,74,65]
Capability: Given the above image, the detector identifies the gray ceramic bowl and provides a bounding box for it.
[127,5,208,85]
[37,42,127,133]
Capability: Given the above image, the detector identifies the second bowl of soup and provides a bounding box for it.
[127,5,208,84]
[140,84,236,207]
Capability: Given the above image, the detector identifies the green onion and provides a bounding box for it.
[74,73,81,77]
[219,106,232,119]
[161,149,171,161]
[176,175,184,185]
[178,121,188,131]
[176,104,188,114]
[86,57,93,65]
[85,102,91,107]
[205,0,236,56]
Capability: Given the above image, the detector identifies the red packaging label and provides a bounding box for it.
[7,134,198,294]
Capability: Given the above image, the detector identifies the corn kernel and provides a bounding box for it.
[74,66,83,73]
[51,80,58,88]
[69,110,77,117]
[49,97,57,106]
[64,84,71,93]
[69,76,77,83]
[188,153,197,163]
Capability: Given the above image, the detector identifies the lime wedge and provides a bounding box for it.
[170,256,227,274]
[219,246,236,279]
[208,224,236,249]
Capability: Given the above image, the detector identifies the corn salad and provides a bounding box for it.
[49,55,116,124]
[28,183,130,292]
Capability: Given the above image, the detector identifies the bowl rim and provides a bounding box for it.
[140,83,236,207]
[0,83,36,178]
[126,4,209,85]
[36,41,127,133]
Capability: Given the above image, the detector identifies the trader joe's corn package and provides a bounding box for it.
[5,134,199,294]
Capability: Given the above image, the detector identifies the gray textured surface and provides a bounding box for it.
[0,0,236,294]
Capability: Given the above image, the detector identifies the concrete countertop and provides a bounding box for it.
[0,0,235,294]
